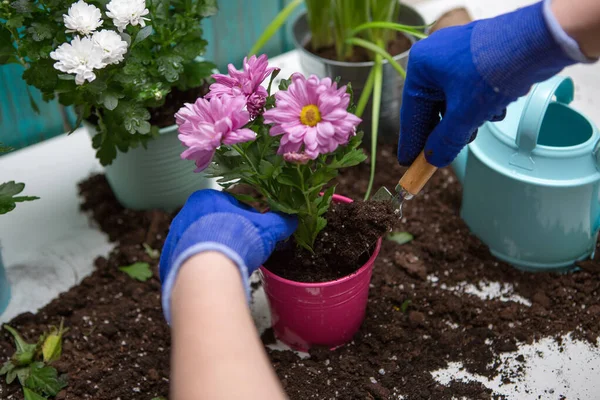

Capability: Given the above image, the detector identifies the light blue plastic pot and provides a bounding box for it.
[91,123,217,210]
[452,76,600,272]
[0,248,10,316]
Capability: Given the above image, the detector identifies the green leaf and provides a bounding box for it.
[178,61,215,90]
[315,216,327,235]
[84,78,107,94]
[143,243,160,260]
[118,102,151,135]
[101,93,119,111]
[6,16,25,29]
[400,299,412,313]
[276,172,302,190]
[0,27,15,60]
[173,38,208,61]
[331,148,367,169]
[133,26,153,46]
[95,142,117,164]
[197,0,218,16]
[266,199,298,215]
[42,320,67,363]
[278,78,291,91]
[27,23,54,42]
[258,160,275,177]
[156,54,184,82]
[22,59,57,93]
[315,185,335,215]
[0,182,39,215]
[119,262,153,282]
[7,366,30,385]
[25,363,66,396]
[386,231,413,245]
[310,168,338,188]
[0,360,15,376]
[23,387,48,400]
[0,144,13,153]
[119,32,131,46]
[10,0,35,13]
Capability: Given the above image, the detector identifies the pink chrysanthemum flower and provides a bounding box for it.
[176,95,255,172]
[206,54,275,118]
[263,73,362,159]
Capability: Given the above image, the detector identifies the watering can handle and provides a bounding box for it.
[399,151,438,196]
[511,76,575,170]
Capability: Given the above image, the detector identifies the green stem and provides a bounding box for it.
[364,50,383,201]
[231,144,277,199]
[232,144,260,178]
[7,27,28,68]
[296,164,313,216]
[345,37,406,78]
[247,0,303,57]
[351,21,428,39]
[355,66,375,118]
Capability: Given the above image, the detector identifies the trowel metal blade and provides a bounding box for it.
[371,186,403,216]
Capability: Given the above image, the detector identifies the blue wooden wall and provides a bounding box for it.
[0,0,303,151]
[0,64,76,151]
[203,0,303,71]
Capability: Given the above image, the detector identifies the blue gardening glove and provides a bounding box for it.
[398,0,594,168]
[159,189,297,323]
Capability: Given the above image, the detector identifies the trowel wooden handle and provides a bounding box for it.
[399,151,438,196]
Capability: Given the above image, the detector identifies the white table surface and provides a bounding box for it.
[1,0,600,398]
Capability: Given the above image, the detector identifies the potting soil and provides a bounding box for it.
[264,200,396,282]
[1,149,600,399]
[312,33,412,63]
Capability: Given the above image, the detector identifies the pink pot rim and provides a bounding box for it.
[260,193,383,288]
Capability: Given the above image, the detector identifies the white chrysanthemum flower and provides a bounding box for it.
[50,36,106,85]
[106,0,150,32]
[92,29,128,65]
[63,0,103,36]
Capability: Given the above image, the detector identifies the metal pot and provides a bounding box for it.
[291,5,425,142]
[86,122,218,211]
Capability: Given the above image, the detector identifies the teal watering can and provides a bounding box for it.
[452,76,600,272]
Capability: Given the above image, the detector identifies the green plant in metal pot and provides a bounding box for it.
[248,0,427,200]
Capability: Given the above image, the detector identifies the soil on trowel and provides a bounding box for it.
[265,200,396,282]
[2,148,600,400]
[311,32,412,63]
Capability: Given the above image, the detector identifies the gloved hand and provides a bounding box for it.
[159,189,297,323]
[398,0,590,168]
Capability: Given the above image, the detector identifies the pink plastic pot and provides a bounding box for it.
[259,194,382,351]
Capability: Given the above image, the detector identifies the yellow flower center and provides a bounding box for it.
[299,104,322,127]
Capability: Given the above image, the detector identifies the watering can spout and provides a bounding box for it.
[451,147,468,184]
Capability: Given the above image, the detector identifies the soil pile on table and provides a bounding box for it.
[1,149,600,399]
[0,175,175,400]
[265,200,396,282]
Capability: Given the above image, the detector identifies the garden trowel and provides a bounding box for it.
[371,151,438,217]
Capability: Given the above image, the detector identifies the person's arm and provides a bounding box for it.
[159,190,296,399]
[552,0,600,57]
[170,251,286,400]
